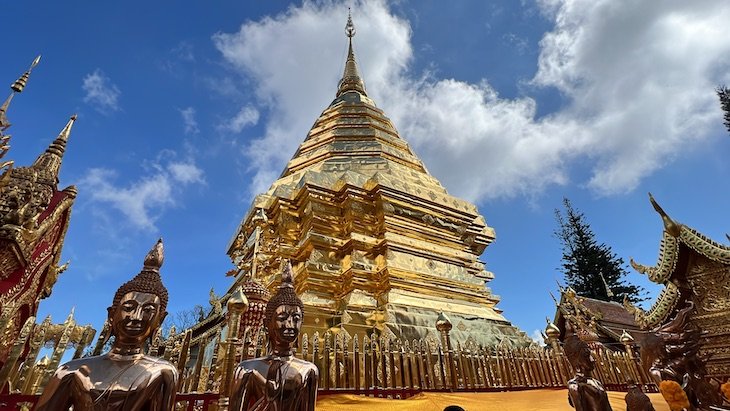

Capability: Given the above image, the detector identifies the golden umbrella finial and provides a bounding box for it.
[345,8,356,38]
[336,8,367,98]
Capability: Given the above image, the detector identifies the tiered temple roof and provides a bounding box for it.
[551,286,640,350]
[623,194,730,379]
[0,57,81,380]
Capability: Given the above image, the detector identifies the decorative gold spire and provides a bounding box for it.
[336,9,367,98]
[619,329,634,344]
[11,55,41,93]
[599,271,614,298]
[435,311,453,332]
[227,286,249,313]
[544,317,560,339]
[32,115,76,183]
[1,55,41,130]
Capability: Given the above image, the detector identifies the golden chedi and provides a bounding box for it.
[35,240,178,411]
[227,13,530,347]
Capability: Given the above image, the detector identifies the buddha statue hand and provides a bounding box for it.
[36,365,94,411]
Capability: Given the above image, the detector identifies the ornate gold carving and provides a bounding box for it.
[681,227,730,265]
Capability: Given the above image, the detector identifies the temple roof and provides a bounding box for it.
[623,194,730,329]
[553,287,640,347]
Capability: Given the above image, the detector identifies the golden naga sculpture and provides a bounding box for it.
[229,262,318,411]
[35,239,178,410]
[564,334,613,411]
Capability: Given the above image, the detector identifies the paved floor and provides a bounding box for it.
[316,389,670,411]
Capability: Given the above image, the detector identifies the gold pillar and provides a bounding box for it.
[0,316,35,391]
[620,329,635,360]
[218,287,248,411]
[436,312,458,389]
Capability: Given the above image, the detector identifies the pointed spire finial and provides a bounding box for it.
[1,55,41,131]
[11,55,41,93]
[335,9,367,98]
[346,8,356,38]
[32,114,77,183]
[599,271,614,298]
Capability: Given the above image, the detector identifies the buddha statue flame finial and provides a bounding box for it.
[143,238,164,272]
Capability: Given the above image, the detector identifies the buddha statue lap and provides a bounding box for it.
[229,263,318,411]
[36,239,178,411]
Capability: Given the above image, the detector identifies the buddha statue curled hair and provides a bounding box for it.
[110,239,169,314]
[264,262,303,325]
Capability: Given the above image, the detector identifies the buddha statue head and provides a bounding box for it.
[564,334,595,376]
[107,239,169,353]
[264,262,304,355]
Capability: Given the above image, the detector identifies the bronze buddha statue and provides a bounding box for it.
[564,335,613,411]
[36,239,178,411]
[229,262,318,411]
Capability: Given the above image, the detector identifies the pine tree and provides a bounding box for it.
[718,86,730,135]
[554,198,646,304]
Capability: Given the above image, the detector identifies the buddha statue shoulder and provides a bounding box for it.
[229,262,318,411]
[564,335,613,411]
[36,239,178,411]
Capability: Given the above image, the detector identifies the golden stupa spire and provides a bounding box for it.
[1,55,41,131]
[32,114,77,183]
[336,9,367,98]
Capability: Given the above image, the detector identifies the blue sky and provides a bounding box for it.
[3,0,730,344]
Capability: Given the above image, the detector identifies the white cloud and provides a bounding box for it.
[82,69,121,113]
[220,106,260,133]
[533,0,730,194]
[168,161,204,184]
[180,107,200,135]
[213,0,730,200]
[530,329,545,345]
[79,158,204,230]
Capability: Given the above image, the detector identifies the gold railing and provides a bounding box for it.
[2,312,656,398]
[175,327,657,396]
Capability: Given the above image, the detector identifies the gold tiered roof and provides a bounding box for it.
[228,15,529,346]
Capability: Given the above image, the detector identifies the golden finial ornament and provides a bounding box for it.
[11,55,41,93]
[544,317,560,340]
[345,8,356,38]
[620,329,634,344]
[227,286,249,314]
[31,114,77,184]
[435,312,452,333]
[1,55,41,128]
[336,8,367,98]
